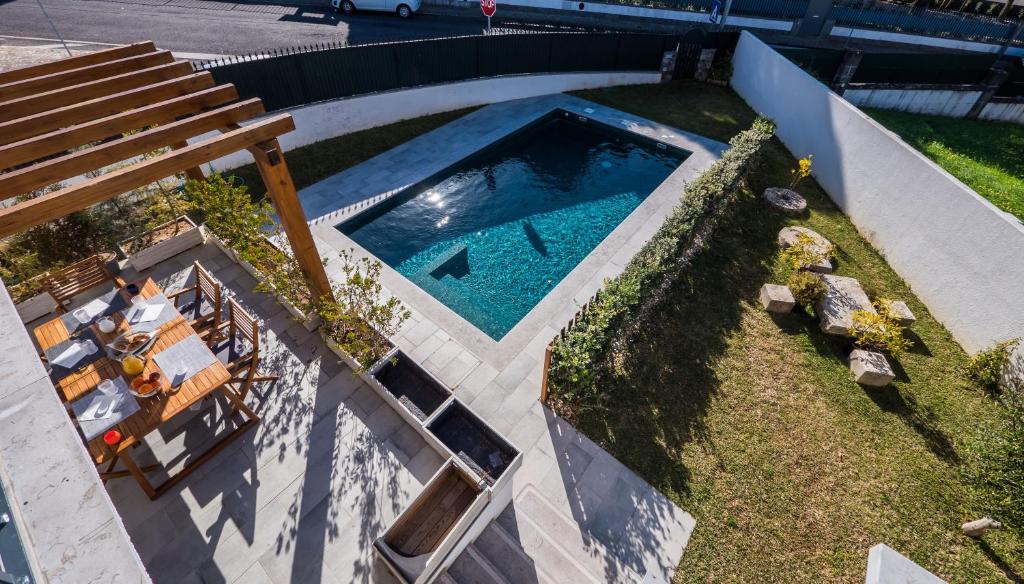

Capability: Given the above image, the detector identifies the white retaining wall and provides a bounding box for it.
[731,31,1024,353]
[200,70,661,170]
[980,99,1024,124]
[843,87,983,117]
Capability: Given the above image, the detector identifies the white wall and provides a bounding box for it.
[980,100,1024,125]
[843,87,983,117]
[831,25,1024,57]
[482,0,794,30]
[731,31,1024,353]
[199,71,661,170]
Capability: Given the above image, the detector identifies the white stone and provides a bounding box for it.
[886,300,916,327]
[763,187,807,213]
[777,226,833,255]
[759,284,795,314]
[849,349,896,387]
[816,274,875,336]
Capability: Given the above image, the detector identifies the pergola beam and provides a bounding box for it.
[0,51,175,101]
[0,84,239,169]
[0,42,156,85]
[0,73,215,145]
[0,99,266,198]
[0,114,296,238]
[0,61,193,123]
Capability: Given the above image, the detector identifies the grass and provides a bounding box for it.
[865,109,1024,223]
[228,107,478,195]
[567,82,1023,582]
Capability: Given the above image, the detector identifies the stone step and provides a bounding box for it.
[445,545,510,584]
[502,486,642,583]
[471,519,558,584]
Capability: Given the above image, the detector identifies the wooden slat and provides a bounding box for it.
[0,51,176,101]
[0,42,156,85]
[0,61,193,123]
[251,139,335,303]
[0,85,238,169]
[0,114,296,238]
[0,73,215,145]
[0,99,266,197]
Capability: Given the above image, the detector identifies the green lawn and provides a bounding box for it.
[566,83,1023,582]
[865,109,1024,222]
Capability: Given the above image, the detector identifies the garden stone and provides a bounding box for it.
[849,349,895,387]
[763,188,806,214]
[759,284,795,314]
[886,300,916,327]
[778,226,833,273]
[816,274,875,336]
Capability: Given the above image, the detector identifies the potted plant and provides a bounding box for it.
[317,250,410,373]
[118,215,206,271]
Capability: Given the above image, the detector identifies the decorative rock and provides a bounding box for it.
[759,284,796,314]
[803,258,833,274]
[815,274,875,336]
[763,187,807,214]
[777,226,833,255]
[885,300,916,327]
[849,349,896,387]
[962,517,1002,537]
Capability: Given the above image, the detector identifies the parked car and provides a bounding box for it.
[332,0,420,18]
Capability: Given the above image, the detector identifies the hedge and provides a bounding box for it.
[547,116,776,413]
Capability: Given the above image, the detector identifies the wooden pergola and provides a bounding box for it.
[0,41,332,301]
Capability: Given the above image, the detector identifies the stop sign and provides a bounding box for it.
[480,0,496,18]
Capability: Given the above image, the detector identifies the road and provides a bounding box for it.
[0,0,515,55]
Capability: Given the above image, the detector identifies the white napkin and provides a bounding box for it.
[52,341,92,369]
[78,394,123,422]
[80,297,110,319]
[129,303,163,325]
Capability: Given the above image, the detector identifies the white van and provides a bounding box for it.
[332,0,420,18]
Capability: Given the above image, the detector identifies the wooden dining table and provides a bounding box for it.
[33,277,259,500]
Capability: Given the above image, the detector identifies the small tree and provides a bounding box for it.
[317,250,411,369]
[182,173,274,253]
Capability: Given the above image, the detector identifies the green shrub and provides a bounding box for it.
[849,308,912,357]
[780,232,833,271]
[787,271,826,305]
[966,338,1020,392]
[965,379,1024,534]
[316,250,411,369]
[548,117,776,413]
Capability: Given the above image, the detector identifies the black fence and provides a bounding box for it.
[776,45,1008,86]
[198,32,734,112]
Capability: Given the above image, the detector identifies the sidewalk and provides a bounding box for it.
[0,36,228,72]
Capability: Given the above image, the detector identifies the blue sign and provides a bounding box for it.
[709,0,721,23]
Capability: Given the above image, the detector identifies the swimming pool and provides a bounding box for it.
[338,110,689,340]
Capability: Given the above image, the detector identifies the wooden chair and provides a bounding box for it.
[211,298,278,402]
[168,261,222,341]
[41,254,125,314]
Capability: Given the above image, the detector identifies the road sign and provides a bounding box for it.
[709,0,721,23]
[480,0,496,18]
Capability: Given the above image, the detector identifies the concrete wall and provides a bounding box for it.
[830,25,1024,57]
[980,99,1024,124]
[843,87,983,117]
[201,70,662,170]
[0,282,150,583]
[731,30,1024,353]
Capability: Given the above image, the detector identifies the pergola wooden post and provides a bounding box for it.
[0,41,334,303]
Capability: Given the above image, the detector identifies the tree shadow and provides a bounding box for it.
[978,538,1024,584]
[864,386,962,465]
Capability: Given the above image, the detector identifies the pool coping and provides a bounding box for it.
[305,93,727,369]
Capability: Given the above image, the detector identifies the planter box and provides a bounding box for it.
[15,291,56,324]
[208,232,320,331]
[119,216,205,271]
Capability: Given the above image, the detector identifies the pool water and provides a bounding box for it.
[338,111,688,340]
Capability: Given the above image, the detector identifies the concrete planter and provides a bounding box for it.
[207,232,320,331]
[15,291,56,324]
[119,216,205,271]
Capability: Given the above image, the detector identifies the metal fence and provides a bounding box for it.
[198,32,726,111]
[776,45,1003,85]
